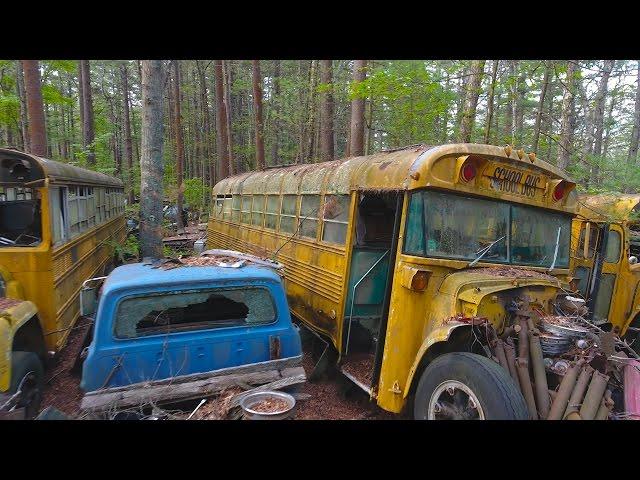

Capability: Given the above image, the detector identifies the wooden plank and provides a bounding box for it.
[81,366,306,412]
[86,355,303,395]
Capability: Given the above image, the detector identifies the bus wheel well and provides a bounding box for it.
[12,315,46,363]
[408,326,485,396]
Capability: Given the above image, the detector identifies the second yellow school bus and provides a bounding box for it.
[208,143,579,419]
[570,193,640,349]
[0,148,125,417]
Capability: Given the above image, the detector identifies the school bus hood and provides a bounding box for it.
[437,266,564,306]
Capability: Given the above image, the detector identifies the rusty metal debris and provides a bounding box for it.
[490,294,632,421]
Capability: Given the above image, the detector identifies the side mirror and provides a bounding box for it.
[80,276,107,317]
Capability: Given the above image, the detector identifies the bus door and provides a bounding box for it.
[340,191,402,393]
[588,223,624,325]
[572,221,601,299]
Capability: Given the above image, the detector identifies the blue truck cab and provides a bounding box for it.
[80,254,302,394]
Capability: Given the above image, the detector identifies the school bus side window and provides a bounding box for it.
[265,195,279,230]
[321,194,350,245]
[252,195,265,227]
[300,195,320,239]
[279,195,297,234]
[231,195,241,221]
[241,195,252,224]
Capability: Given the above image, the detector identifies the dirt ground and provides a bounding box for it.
[40,321,400,420]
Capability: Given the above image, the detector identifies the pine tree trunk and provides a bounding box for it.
[270,60,281,165]
[483,60,499,144]
[79,60,96,165]
[319,60,335,161]
[590,60,615,185]
[222,61,234,175]
[349,60,367,157]
[557,61,578,170]
[628,61,640,165]
[121,64,135,204]
[503,61,515,144]
[172,61,185,230]
[251,60,266,170]
[22,60,47,156]
[532,62,552,153]
[16,61,29,151]
[196,60,213,184]
[213,60,230,180]
[139,60,166,259]
[459,60,485,143]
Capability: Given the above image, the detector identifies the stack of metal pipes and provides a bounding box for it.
[491,315,614,420]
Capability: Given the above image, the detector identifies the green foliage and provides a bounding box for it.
[183,178,207,211]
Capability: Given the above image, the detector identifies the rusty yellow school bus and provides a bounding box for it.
[570,194,640,349]
[207,144,579,419]
[0,148,125,417]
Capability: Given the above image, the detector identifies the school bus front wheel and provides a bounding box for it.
[412,352,528,420]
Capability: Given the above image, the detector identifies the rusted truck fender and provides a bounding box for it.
[403,320,471,399]
[0,299,39,392]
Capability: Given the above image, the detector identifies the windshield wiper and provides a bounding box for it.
[468,235,506,267]
[548,226,562,271]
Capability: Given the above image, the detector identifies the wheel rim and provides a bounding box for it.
[427,380,485,420]
[16,370,42,419]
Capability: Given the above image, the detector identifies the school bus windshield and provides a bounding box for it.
[404,190,571,268]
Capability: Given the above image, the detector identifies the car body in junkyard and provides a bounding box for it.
[78,251,303,412]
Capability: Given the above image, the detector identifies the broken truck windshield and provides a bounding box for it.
[0,186,42,247]
[404,190,571,268]
[114,286,277,339]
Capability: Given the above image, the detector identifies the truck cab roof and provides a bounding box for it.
[101,261,283,297]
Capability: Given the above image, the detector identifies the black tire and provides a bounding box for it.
[9,351,44,419]
[413,352,528,420]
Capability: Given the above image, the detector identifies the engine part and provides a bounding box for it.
[503,342,520,387]
[499,323,521,340]
[595,390,614,420]
[563,407,582,420]
[551,359,570,375]
[579,370,609,420]
[541,316,590,339]
[565,365,593,418]
[547,359,583,420]
[518,318,530,360]
[494,339,509,374]
[539,332,573,355]
[529,329,550,418]
[623,359,640,420]
[576,338,589,349]
[516,358,538,419]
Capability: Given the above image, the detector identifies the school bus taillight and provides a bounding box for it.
[460,162,477,182]
[553,182,566,202]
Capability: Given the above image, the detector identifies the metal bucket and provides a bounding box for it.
[239,390,296,420]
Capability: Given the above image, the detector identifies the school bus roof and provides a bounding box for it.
[577,193,640,222]
[0,147,123,188]
[213,143,577,213]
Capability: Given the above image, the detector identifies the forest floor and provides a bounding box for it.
[39,320,400,420]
